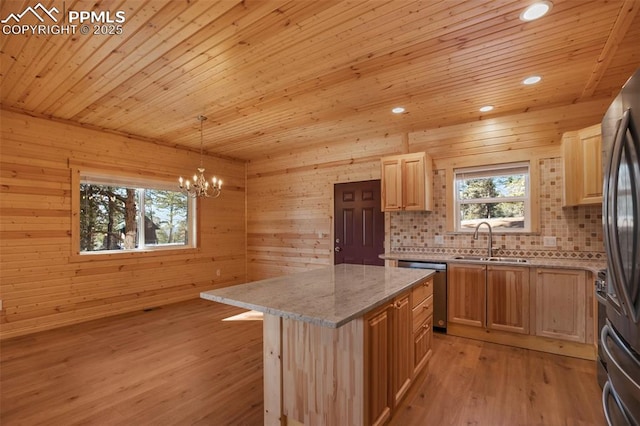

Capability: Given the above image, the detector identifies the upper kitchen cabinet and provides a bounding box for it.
[562,124,603,207]
[381,152,433,211]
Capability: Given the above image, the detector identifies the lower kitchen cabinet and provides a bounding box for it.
[412,278,434,375]
[487,266,530,334]
[413,315,432,374]
[364,276,434,426]
[365,290,412,426]
[447,263,595,359]
[449,264,529,333]
[534,268,588,343]
[448,263,486,327]
[390,292,412,407]
[365,305,392,426]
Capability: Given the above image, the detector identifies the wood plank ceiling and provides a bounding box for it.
[1,0,639,161]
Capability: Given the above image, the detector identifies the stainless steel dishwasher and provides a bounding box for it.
[398,261,447,332]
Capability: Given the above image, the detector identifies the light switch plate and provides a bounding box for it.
[543,236,557,247]
[434,235,444,244]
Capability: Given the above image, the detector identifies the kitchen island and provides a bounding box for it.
[201,264,435,426]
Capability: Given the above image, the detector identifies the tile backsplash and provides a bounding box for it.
[389,157,605,260]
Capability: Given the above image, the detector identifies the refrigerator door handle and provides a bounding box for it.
[604,109,639,321]
[627,113,640,306]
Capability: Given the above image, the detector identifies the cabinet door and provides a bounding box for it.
[577,125,602,204]
[534,268,587,343]
[364,306,392,426]
[402,155,425,211]
[562,124,602,206]
[381,159,402,211]
[487,266,530,334]
[390,292,413,407]
[448,264,486,327]
[381,152,433,212]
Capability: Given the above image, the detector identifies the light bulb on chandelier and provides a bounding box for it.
[178,115,222,198]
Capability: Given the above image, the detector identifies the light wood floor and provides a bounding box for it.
[0,299,604,425]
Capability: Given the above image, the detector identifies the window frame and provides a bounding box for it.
[71,167,199,261]
[452,161,533,234]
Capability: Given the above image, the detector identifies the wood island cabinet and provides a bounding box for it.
[381,152,433,211]
[390,292,413,408]
[562,124,603,206]
[205,265,436,426]
[411,278,434,375]
[365,292,413,426]
[365,305,392,426]
[364,276,433,426]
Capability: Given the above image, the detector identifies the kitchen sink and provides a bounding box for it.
[453,255,529,263]
[487,257,529,263]
[453,255,490,261]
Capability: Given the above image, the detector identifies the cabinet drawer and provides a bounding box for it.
[412,295,433,332]
[412,277,433,308]
[414,316,433,373]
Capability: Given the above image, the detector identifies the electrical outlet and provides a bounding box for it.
[543,236,557,247]
[434,235,444,244]
[0,300,3,311]
[216,269,221,277]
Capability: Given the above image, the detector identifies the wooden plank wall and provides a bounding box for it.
[0,97,610,337]
[0,110,246,339]
[245,135,400,280]
[246,99,609,281]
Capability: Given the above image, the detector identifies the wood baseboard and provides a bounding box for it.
[447,324,596,360]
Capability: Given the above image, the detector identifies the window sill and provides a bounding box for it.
[69,246,199,263]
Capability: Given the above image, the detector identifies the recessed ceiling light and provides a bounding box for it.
[392,107,405,114]
[479,105,494,112]
[520,1,553,21]
[523,75,542,85]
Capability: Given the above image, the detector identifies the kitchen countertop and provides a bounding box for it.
[382,252,606,275]
[200,264,434,328]
[200,263,435,328]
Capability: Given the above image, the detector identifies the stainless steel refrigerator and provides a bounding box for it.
[601,67,640,425]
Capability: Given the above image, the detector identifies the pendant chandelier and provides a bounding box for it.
[178,115,222,198]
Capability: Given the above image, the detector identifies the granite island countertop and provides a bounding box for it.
[200,264,434,328]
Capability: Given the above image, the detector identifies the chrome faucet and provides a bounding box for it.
[473,221,493,258]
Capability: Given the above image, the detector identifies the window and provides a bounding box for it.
[79,173,196,253]
[454,162,531,232]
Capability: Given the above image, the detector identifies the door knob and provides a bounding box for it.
[334,247,342,252]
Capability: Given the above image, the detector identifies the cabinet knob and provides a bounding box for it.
[394,301,402,309]
[422,324,429,329]
[423,304,429,310]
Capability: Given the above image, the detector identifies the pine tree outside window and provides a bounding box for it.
[79,173,195,253]
[454,162,531,233]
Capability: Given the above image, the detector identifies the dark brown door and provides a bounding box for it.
[334,180,385,265]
